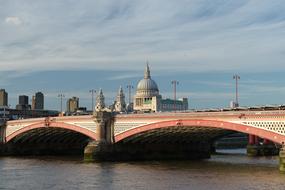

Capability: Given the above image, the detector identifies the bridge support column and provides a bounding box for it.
[84,111,114,161]
[249,134,255,145]
[0,119,6,154]
[247,135,260,156]
[84,141,96,161]
[279,145,285,173]
[85,141,211,161]
[255,136,259,145]
[260,139,278,156]
[247,135,278,156]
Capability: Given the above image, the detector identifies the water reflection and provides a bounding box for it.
[0,149,285,190]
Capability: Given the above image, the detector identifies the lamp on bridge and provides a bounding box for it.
[89,89,96,112]
[126,85,134,105]
[171,80,179,112]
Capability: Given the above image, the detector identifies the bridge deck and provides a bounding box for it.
[4,110,285,145]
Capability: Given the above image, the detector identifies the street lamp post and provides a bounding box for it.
[171,80,179,112]
[58,94,65,113]
[233,74,240,106]
[89,89,96,112]
[126,85,134,105]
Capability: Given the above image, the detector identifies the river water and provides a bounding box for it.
[0,149,285,190]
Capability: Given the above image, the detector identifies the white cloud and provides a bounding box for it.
[5,16,22,25]
[107,73,141,80]
[1,1,285,73]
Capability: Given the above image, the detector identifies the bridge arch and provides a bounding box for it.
[115,119,285,144]
[6,121,97,143]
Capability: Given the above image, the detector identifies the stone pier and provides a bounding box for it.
[260,139,279,156]
[247,135,260,156]
[0,119,6,154]
[247,135,278,156]
[85,141,211,161]
[84,110,113,161]
[279,145,285,173]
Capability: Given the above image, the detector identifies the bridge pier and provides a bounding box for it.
[260,139,278,156]
[84,141,114,161]
[0,119,6,154]
[247,135,278,156]
[84,111,114,162]
[85,141,211,161]
[246,144,260,156]
[247,135,260,156]
[279,145,285,173]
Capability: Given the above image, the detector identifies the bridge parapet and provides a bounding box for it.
[239,121,285,136]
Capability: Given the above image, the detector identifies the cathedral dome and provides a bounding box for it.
[136,64,159,96]
[137,78,159,92]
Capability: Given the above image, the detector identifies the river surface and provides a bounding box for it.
[0,149,285,190]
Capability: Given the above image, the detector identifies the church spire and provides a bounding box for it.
[114,86,126,112]
[95,88,105,111]
[118,86,123,95]
[144,61,151,79]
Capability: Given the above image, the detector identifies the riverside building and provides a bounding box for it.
[66,97,79,113]
[0,89,8,106]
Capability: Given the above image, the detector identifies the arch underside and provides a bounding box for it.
[115,119,285,145]
[112,125,234,161]
[10,127,90,144]
[6,121,97,143]
[117,126,233,145]
[6,126,93,155]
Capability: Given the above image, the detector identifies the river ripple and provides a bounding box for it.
[0,149,285,190]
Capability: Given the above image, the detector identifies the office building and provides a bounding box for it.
[34,92,44,110]
[66,97,79,113]
[16,95,31,110]
[19,95,28,105]
[31,96,36,110]
[0,89,8,106]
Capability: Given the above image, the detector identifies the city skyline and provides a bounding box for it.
[2,68,285,111]
[1,1,285,110]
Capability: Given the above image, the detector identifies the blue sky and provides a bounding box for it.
[1,0,285,110]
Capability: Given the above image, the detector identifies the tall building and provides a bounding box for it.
[133,64,188,112]
[19,95,28,105]
[66,97,79,113]
[35,92,44,110]
[16,95,31,110]
[31,96,36,110]
[0,89,8,106]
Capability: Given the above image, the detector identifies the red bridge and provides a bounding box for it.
[1,110,285,172]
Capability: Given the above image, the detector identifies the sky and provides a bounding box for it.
[1,0,285,111]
